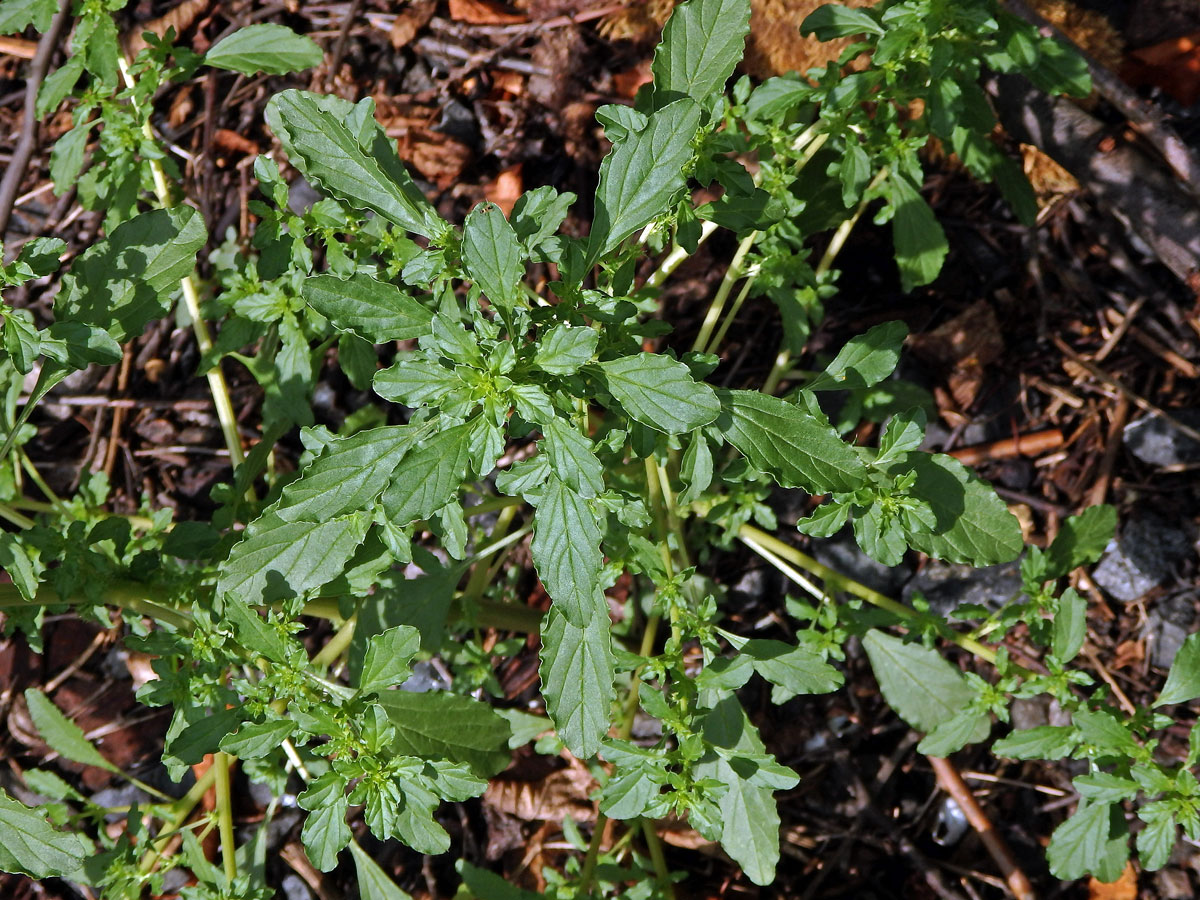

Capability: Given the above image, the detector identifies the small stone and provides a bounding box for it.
[902,558,1022,617]
[1155,867,1193,900]
[280,873,314,900]
[1144,593,1198,670]
[1124,411,1200,467]
[401,659,450,693]
[810,526,913,597]
[1010,697,1050,732]
[1092,515,1191,602]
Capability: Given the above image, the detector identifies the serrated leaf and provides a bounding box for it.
[533,324,597,375]
[993,725,1077,760]
[889,172,948,292]
[301,796,351,872]
[218,719,297,759]
[800,4,883,39]
[599,353,720,435]
[462,202,524,311]
[276,426,420,523]
[1047,800,1128,882]
[1044,504,1117,579]
[204,23,323,75]
[1156,632,1200,707]
[24,689,118,773]
[266,91,445,239]
[651,0,751,103]
[742,639,843,703]
[918,708,992,756]
[540,606,616,758]
[1074,772,1139,803]
[303,273,434,343]
[862,630,986,740]
[55,207,206,343]
[1137,812,1176,872]
[373,357,459,407]
[695,696,790,885]
[359,625,421,694]
[807,321,908,392]
[882,452,1022,565]
[218,513,369,603]
[1052,588,1087,664]
[0,788,88,881]
[380,424,471,525]
[375,691,512,775]
[350,841,413,900]
[586,98,702,269]
[531,477,605,625]
[541,418,604,498]
[0,0,56,34]
[717,389,868,493]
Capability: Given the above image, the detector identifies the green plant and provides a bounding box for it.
[0,0,1191,895]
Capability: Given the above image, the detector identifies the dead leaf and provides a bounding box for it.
[212,129,260,158]
[1112,639,1144,671]
[449,0,526,25]
[398,131,473,189]
[390,0,437,50]
[909,300,1004,410]
[484,766,596,823]
[1124,32,1200,107]
[1088,861,1137,900]
[485,163,523,215]
[612,59,653,99]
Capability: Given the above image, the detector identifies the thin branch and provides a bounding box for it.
[0,0,72,243]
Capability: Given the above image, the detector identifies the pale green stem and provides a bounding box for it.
[462,504,517,606]
[138,764,219,874]
[761,167,888,396]
[117,56,245,471]
[18,450,65,510]
[213,752,238,883]
[737,524,1000,665]
[704,266,758,357]
[644,220,720,290]
[642,819,675,899]
[691,230,759,354]
[311,613,357,669]
[0,503,35,529]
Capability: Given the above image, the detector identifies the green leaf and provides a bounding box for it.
[807,321,908,392]
[24,688,118,773]
[303,273,434,343]
[1074,773,1139,803]
[1052,588,1087,664]
[218,513,369,603]
[37,56,84,117]
[0,788,88,881]
[541,418,604,498]
[510,186,575,250]
[1156,632,1200,707]
[881,452,1022,565]
[889,172,948,292]
[350,841,413,900]
[55,207,206,343]
[862,630,985,739]
[1047,800,1128,882]
[204,23,323,75]
[0,0,56,33]
[695,696,792,885]
[533,324,597,376]
[218,719,297,759]
[458,861,542,900]
[375,690,512,775]
[875,408,926,464]
[1044,504,1117,579]
[742,639,843,703]
[276,425,421,523]
[800,4,883,39]
[359,625,421,694]
[265,91,445,240]
[530,477,605,625]
[678,428,713,504]
[586,98,703,269]
[598,353,720,435]
[48,124,85,193]
[651,0,751,103]
[381,424,471,525]
[1136,812,1176,872]
[918,708,992,756]
[373,357,459,407]
[224,595,291,662]
[717,389,868,493]
[540,606,616,758]
[993,725,1077,761]
[462,202,524,311]
[301,795,351,872]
